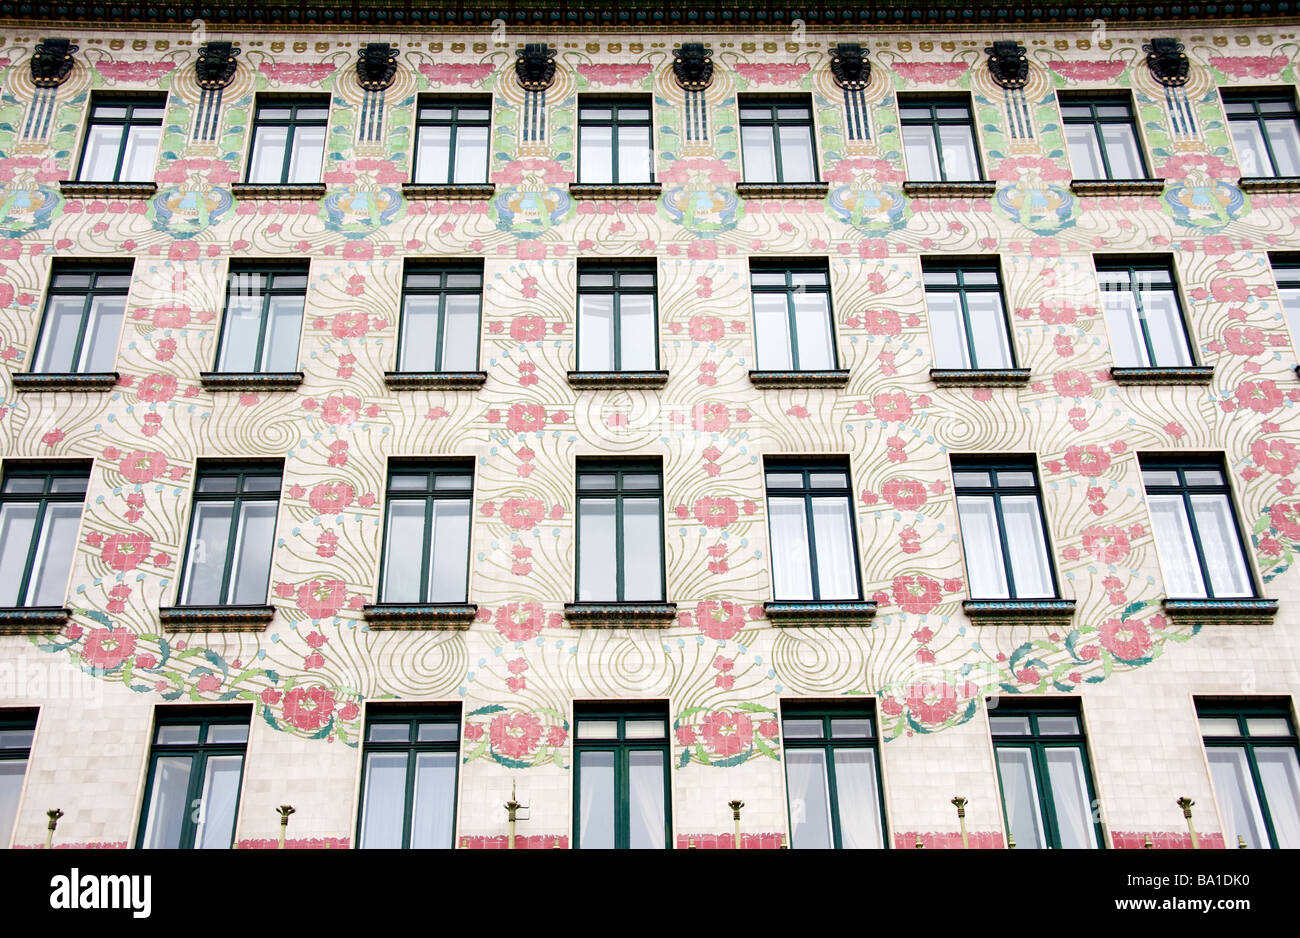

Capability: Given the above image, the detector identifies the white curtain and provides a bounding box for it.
[996,748,1046,848]
[194,754,243,849]
[1207,748,1269,849]
[1148,496,1207,597]
[1045,749,1097,848]
[1255,749,1300,848]
[785,750,832,849]
[1190,495,1252,598]
[0,760,27,850]
[833,749,884,849]
[958,497,1009,598]
[812,499,857,599]
[628,751,666,849]
[410,752,457,849]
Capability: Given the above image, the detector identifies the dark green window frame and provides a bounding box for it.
[573,703,672,850]
[0,463,89,610]
[1095,259,1194,369]
[578,95,655,184]
[952,456,1060,600]
[357,705,461,850]
[214,264,309,374]
[750,261,838,371]
[990,700,1104,850]
[32,262,132,375]
[575,460,666,603]
[246,97,329,184]
[176,462,282,608]
[899,97,984,182]
[1222,90,1300,178]
[396,263,484,373]
[1198,700,1300,849]
[738,96,820,183]
[1058,94,1149,179]
[76,94,166,183]
[764,460,863,601]
[1271,255,1300,356]
[0,710,36,850]
[135,707,250,850]
[377,461,473,604]
[412,96,492,184]
[782,702,888,849]
[921,259,1017,369]
[576,262,659,371]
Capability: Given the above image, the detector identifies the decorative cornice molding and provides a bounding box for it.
[1237,176,1300,193]
[1161,598,1278,625]
[158,605,275,632]
[401,182,496,200]
[903,179,996,198]
[748,369,849,389]
[195,40,241,90]
[1143,37,1190,86]
[563,602,678,628]
[0,606,72,635]
[1070,178,1166,196]
[567,370,670,390]
[828,42,869,90]
[363,603,477,630]
[230,183,326,200]
[383,371,488,390]
[1109,366,1213,386]
[59,181,158,199]
[30,37,77,88]
[11,372,118,392]
[515,42,556,90]
[963,599,1077,625]
[672,42,713,90]
[984,40,1028,88]
[735,181,829,200]
[568,182,663,200]
[763,601,877,627]
[200,371,305,391]
[356,41,398,90]
[929,368,1031,387]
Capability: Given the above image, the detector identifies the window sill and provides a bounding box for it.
[1069,178,1165,197]
[568,182,662,200]
[763,601,877,627]
[1237,176,1300,193]
[59,180,158,199]
[903,180,996,198]
[1110,366,1213,386]
[963,599,1076,626]
[735,181,829,199]
[748,369,849,389]
[1161,598,1278,625]
[567,370,669,390]
[0,606,72,635]
[11,372,119,392]
[200,372,304,391]
[363,603,477,630]
[564,602,678,628]
[401,182,496,200]
[384,371,487,391]
[930,368,1030,388]
[230,183,326,200]
[158,605,275,632]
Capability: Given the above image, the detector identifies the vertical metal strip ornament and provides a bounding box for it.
[985,41,1033,141]
[24,38,77,143]
[673,43,713,155]
[829,44,870,144]
[515,43,556,155]
[193,42,240,145]
[355,43,398,146]
[1144,38,1197,141]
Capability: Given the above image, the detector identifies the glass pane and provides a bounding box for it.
[619,295,656,370]
[1207,747,1270,849]
[741,125,778,182]
[834,748,884,849]
[242,475,281,494]
[989,716,1032,735]
[1190,495,1252,598]
[181,501,234,606]
[0,729,33,748]
[1102,293,1144,368]
[1231,122,1270,176]
[248,125,289,183]
[628,750,667,849]
[415,125,451,183]
[410,751,457,849]
[120,124,160,182]
[80,124,124,180]
[1199,717,1241,737]
[787,749,833,849]
[25,503,82,606]
[156,725,201,745]
[622,498,663,601]
[578,474,616,491]
[417,722,458,742]
[427,499,471,603]
[792,292,834,370]
[1140,291,1192,367]
[453,125,489,184]
[0,759,26,850]
[903,125,941,180]
[957,496,1009,599]
[753,293,792,370]
[1256,748,1300,848]
[1065,124,1105,179]
[1184,470,1224,487]
[625,720,666,740]
[359,752,408,849]
[580,125,613,183]
[1001,496,1054,598]
[193,754,243,849]
[228,501,277,605]
[141,755,193,849]
[618,125,652,183]
[996,471,1036,488]
[966,292,1013,369]
[831,719,872,738]
[927,292,971,369]
[1037,717,1080,735]
[1264,118,1300,176]
[287,125,326,184]
[777,124,815,182]
[34,296,87,373]
[811,498,858,600]
[433,474,472,491]
[580,273,615,288]
[368,723,410,743]
[1100,124,1144,178]
[578,498,617,602]
[0,503,38,607]
[578,750,616,849]
[218,283,265,373]
[938,124,980,181]
[399,295,441,372]
[1045,748,1098,848]
[997,747,1047,849]
[79,295,126,373]
[623,475,661,490]
[382,499,426,603]
[578,720,618,739]
[766,471,804,489]
[1141,469,1181,488]
[579,294,615,371]
[1148,496,1206,598]
[206,724,249,744]
[197,476,239,494]
[770,497,813,600]
[2,478,44,494]
[1246,718,1291,737]
[440,293,480,371]
[809,472,848,490]
[952,470,991,488]
[260,294,304,372]
[783,719,822,739]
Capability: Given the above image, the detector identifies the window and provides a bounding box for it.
[990,701,1102,850]
[576,461,663,603]
[765,461,861,601]
[900,98,982,182]
[751,262,837,372]
[31,264,130,375]
[137,708,249,849]
[1270,257,1300,353]
[579,97,654,184]
[1223,90,1300,178]
[379,463,472,605]
[739,98,818,183]
[1140,456,1255,600]
[246,98,328,184]
[412,98,490,185]
[1059,95,1149,180]
[397,264,482,373]
[177,464,281,608]
[358,706,460,849]
[1198,701,1300,849]
[77,96,164,183]
[573,704,671,849]
[1096,260,1194,369]
[0,464,88,610]
[577,263,658,371]
[952,458,1057,600]
[0,711,36,850]
[782,703,886,849]
[214,266,307,375]
[922,261,1016,370]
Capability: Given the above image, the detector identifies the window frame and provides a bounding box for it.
[1057,93,1150,181]
[213,263,309,375]
[377,460,474,605]
[411,96,492,185]
[781,701,888,849]
[245,96,330,185]
[899,96,985,182]
[577,95,655,185]
[356,704,461,850]
[1094,257,1197,369]
[749,260,839,372]
[0,462,89,610]
[0,709,37,850]
[1197,699,1300,850]
[572,703,672,850]
[764,459,864,602]
[1221,88,1300,178]
[574,460,666,603]
[575,261,660,372]
[75,94,166,183]
[738,96,821,184]
[1269,254,1300,358]
[920,258,1018,370]
[31,262,132,375]
[396,262,484,373]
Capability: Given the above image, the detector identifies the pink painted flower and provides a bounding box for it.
[1099,617,1152,661]
[735,63,810,84]
[505,403,548,434]
[134,653,157,670]
[1252,438,1300,476]
[418,63,495,84]
[490,712,543,759]
[695,600,745,640]
[331,311,370,338]
[297,579,346,619]
[308,482,355,514]
[1053,370,1093,398]
[197,673,222,693]
[261,688,282,705]
[152,304,191,329]
[905,681,958,725]
[1081,525,1132,564]
[694,496,739,529]
[675,726,696,746]
[494,602,548,642]
[692,403,729,433]
[500,497,545,530]
[894,61,969,84]
[339,702,360,722]
[872,392,913,422]
[119,450,168,483]
[321,394,362,425]
[576,63,654,84]
[882,478,927,511]
[1047,60,1127,82]
[1208,54,1288,79]
[689,316,725,342]
[1235,379,1283,414]
[83,627,136,670]
[101,533,152,572]
[136,373,178,403]
[863,309,902,335]
[258,62,336,84]
[700,711,754,758]
[1063,444,1111,477]
[547,725,568,747]
[892,574,942,614]
[510,315,546,342]
[282,686,336,731]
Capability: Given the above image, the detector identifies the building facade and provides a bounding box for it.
[0,2,1298,850]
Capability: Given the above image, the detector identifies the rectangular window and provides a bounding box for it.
[900,98,983,182]
[991,701,1102,850]
[576,461,664,603]
[952,458,1057,600]
[137,707,250,849]
[577,263,658,371]
[0,464,88,610]
[922,260,1016,370]
[1198,701,1300,849]
[397,264,483,373]
[750,262,837,371]
[246,98,329,184]
[412,98,491,185]
[579,97,654,184]
[574,704,670,849]
[1059,95,1149,180]
[358,705,460,849]
[1270,256,1300,355]
[765,461,861,601]
[1140,456,1255,600]
[739,98,818,183]
[214,265,307,374]
[31,264,130,375]
[77,95,165,183]
[782,702,886,849]
[0,710,36,850]
[379,462,473,605]
[178,464,281,608]
[1223,90,1300,178]
[1096,260,1194,368]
